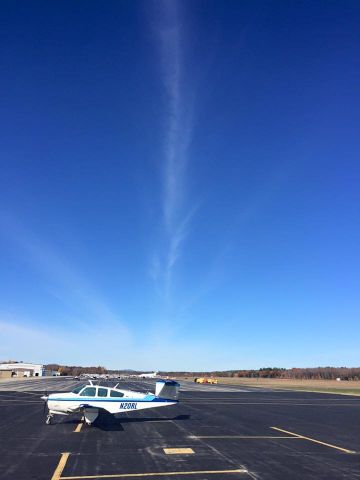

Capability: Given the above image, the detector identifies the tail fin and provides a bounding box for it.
[155,380,180,400]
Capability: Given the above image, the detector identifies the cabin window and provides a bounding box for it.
[98,387,108,397]
[110,390,124,397]
[72,385,85,394]
[80,387,96,397]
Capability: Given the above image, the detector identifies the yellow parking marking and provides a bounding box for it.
[61,468,247,479]
[51,452,70,480]
[271,427,356,454]
[74,422,83,433]
[163,448,194,454]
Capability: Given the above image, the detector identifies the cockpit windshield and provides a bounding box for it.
[72,384,85,394]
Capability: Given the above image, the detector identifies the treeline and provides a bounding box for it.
[45,364,107,376]
[167,367,360,381]
[44,365,360,381]
[232,367,360,380]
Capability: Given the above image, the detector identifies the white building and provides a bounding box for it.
[0,362,45,377]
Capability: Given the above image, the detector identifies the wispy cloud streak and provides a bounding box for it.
[153,0,196,298]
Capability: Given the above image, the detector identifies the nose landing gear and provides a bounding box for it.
[45,414,53,425]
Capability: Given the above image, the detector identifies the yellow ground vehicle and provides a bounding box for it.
[194,377,218,384]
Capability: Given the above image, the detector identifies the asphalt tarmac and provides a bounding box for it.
[0,378,359,479]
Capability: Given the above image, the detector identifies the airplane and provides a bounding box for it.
[136,371,158,378]
[41,379,179,426]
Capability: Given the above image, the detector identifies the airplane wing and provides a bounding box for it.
[79,402,114,414]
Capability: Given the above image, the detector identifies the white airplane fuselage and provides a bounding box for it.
[42,380,179,425]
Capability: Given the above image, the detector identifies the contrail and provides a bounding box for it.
[154,0,196,298]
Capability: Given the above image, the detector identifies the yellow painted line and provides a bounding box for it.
[163,448,194,454]
[271,427,356,454]
[51,452,70,480]
[191,435,300,439]
[74,422,83,433]
[60,468,247,479]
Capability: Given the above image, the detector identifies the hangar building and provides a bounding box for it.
[0,363,45,378]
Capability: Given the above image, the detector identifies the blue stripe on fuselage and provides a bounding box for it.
[49,397,178,403]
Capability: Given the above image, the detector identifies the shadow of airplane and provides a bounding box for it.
[94,413,191,432]
[58,413,190,431]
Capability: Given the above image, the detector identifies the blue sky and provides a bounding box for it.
[1,0,359,370]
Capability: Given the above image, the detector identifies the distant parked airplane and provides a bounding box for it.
[137,371,158,378]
